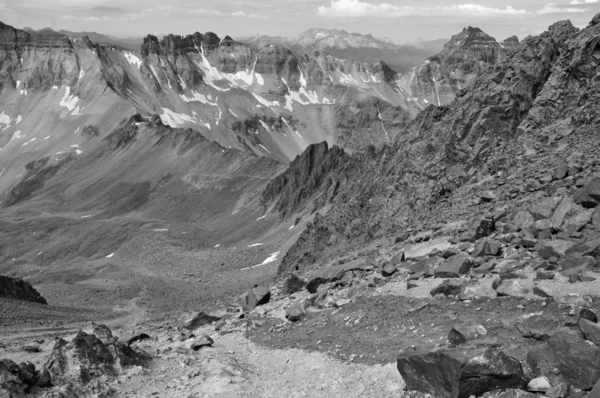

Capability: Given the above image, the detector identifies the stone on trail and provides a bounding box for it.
[182,312,221,330]
[515,313,560,340]
[397,346,525,398]
[527,376,552,392]
[381,262,397,277]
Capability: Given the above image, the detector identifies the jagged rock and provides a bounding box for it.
[527,376,552,392]
[579,318,600,346]
[473,239,502,257]
[43,329,150,385]
[0,275,47,304]
[92,323,113,343]
[182,312,221,330]
[397,346,525,398]
[527,328,600,390]
[434,254,473,278]
[495,280,529,297]
[574,177,600,208]
[533,285,554,299]
[448,324,486,345]
[431,279,464,296]
[480,191,496,202]
[516,314,560,340]
[190,335,214,351]
[240,286,271,312]
[498,390,538,398]
[281,274,306,295]
[21,346,41,353]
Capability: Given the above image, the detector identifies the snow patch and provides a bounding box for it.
[261,251,280,265]
[153,228,169,232]
[124,52,142,69]
[0,112,12,127]
[80,215,92,218]
[160,108,196,127]
[79,69,85,79]
[106,253,115,258]
[52,86,58,90]
[22,137,36,147]
[229,109,239,118]
[15,115,22,124]
[70,144,79,148]
[256,215,267,220]
[252,93,279,108]
[16,81,20,88]
[75,149,83,155]
[59,86,80,112]
[247,243,263,247]
[259,144,271,154]
[214,244,220,248]
[43,136,50,140]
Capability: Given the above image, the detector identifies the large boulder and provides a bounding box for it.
[434,254,473,278]
[538,240,575,260]
[574,177,600,208]
[0,359,50,396]
[397,346,525,398]
[515,313,560,340]
[43,329,151,385]
[240,286,271,312]
[527,328,600,390]
[494,279,529,297]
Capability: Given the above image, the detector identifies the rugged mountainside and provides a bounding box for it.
[271,17,595,275]
[242,28,447,72]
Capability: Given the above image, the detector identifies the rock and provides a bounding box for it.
[552,196,579,230]
[538,240,575,260]
[397,346,525,398]
[430,279,464,296]
[127,333,151,346]
[251,286,271,306]
[190,335,214,351]
[43,329,151,384]
[590,379,600,398]
[578,308,598,323]
[448,324,487,346]
[21,345,41,353]
[516,314,560,340]
[579,318,600,345]
[498,389,538,398]
[0,275,47,304]
[473,239,502,257]
[181,312,221,330]
[381,262,397,277]
[574,177,600,208]
[281,273,306,295]
[527,376,552,392]
[285,299,308,322]
[459,281,497,300]
[481,191,496,202]
[92,323,113,343]
[533,285,554,299]
[536,270,555,280]
[527,328,600,390]
[434,254,473,278]
[305,261,365,293]
[495,280,529,297]
[546,382,568,398]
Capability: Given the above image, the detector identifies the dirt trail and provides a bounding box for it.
[115,329,405,398]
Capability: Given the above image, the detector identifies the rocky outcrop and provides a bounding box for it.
[261,141,350,219]
[0,275,47,304]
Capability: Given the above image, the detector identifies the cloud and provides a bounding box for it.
[316,0,528,18]
[186,8,227,16]
[231,10,267,18]
[91,6,125,13]
[569,0,597,4]
[538,3,589,13]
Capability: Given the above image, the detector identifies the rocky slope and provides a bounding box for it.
[0,276,46,304]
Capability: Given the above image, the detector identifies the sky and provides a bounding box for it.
[1,0,599,43]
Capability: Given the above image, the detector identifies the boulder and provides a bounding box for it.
[281,273,306,295]
[458,281,497,300]
[182,312,221,330]
[305,261,365,293]
[431,279,464,297]
[498,390,538,398]
[240,286,271,312]
[473,239,502,257]
[538,240,575,260]
[495,280,529,297]
[578,308,598,323]
[527,328,600,390]
[381,262,397,277]
[551,197,579,230]
[434,254,473,278]
[574,177,600,208]
[515,314,560,340]
[285,299,308,322]
[527,376,552,392]
[0,359,47,396]
[190,335,214,351]
[448,324,487,346]
[546,382,568,398]
[530,197,561,220]
[397,346,525,398]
